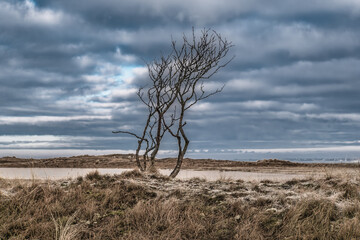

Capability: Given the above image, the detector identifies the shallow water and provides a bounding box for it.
[0,168,313,181]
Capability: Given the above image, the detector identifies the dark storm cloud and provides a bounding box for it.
[1,0,360,159]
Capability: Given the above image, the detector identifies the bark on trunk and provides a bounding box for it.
[169,153,183,178]
[135,143,145,172]
[135,154,144,172]
[169,130,189,178]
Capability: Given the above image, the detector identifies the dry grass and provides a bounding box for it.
[52,211,82,240]
[189,177,207,183]
[0,175,156,239]
[119,169,145,179]
[216,173,234,183]
[0,171,360,239]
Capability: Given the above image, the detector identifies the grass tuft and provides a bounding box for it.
[85,170,102,181]
[119,169,145,179]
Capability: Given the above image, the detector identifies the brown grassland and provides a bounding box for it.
[1,154,359,170]
[1,165,360,239]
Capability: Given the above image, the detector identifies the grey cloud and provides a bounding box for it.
[33,0,360,27]
[1,0,360,160]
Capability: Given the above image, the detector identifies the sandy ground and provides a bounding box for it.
[0,167,311,181]
[2,167,358,181]
[1,154,359,181]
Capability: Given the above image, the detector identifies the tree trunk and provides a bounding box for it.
[150,145,159,169]
[169,153,183,178]
[135,141,145,171]
[169,132,189,178]
[135,153,145,172]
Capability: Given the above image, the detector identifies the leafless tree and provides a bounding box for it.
[113,28,233,177]
[113,55,178,171]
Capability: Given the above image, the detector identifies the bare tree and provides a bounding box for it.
[113,28,233,177]
[113,55,178,171]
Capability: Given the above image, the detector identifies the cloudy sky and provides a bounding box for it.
[1,0,360,161]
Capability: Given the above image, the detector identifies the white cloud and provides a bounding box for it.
[111,88,138,100]
[190,102,213,112]
[122,66,148,85]
[0,135,62,143]
[306,113,360,122]
[226,79,265,92]
[232,145,360,153]
[218,19,360,63]
[0,0,68,27]
[75,55,96,69]
[114,47,136,63]
[266,111,302,121]
[240,101,275,110]
[0,115,111,125]
[23,0,64,26]
[0,149,134,158]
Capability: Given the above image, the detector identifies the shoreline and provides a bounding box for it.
[1,153,360,169]
[0,167,316,181]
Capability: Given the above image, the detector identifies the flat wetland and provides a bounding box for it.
[1,154,360,239]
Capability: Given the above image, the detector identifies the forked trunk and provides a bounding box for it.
[135,140,146,171]
[169,133,189,178]
[169,153,183,178]
[135,153,145,172]
[150,145,159,169]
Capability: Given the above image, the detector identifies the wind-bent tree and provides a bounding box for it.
[113,28,233,177]
[113,55,179,171]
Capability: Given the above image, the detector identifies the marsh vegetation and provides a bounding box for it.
[1,169,360,239]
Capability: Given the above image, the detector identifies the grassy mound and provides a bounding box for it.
[1,172,360,239]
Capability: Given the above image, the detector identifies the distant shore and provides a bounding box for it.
[1,154,360,170]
